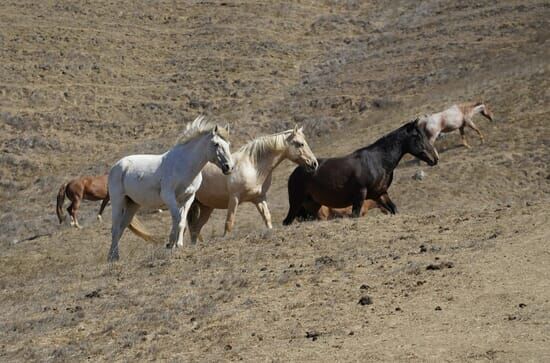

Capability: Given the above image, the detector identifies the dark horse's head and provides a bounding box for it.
[403,119,439,166]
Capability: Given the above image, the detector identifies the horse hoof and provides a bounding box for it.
[107,253,119,262]
[97,215,103,222]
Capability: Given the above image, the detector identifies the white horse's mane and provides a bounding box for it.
[239,130,293,163]
[176,115,228,145]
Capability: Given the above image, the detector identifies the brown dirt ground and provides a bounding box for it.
[1,0,549,361]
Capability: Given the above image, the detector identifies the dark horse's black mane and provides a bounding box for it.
[353,118,420,154]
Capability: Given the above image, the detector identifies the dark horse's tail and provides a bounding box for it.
[186,199,203,243]
[186,200,201,227]
[56,183,67,224]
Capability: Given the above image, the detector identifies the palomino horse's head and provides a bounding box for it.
[207,125,234,175]
[405,119,439,166]
[285,126,318,172]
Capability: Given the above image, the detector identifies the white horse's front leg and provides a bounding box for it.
[175,194,195,247]
[161,191,181,249]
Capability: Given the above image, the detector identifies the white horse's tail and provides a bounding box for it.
[128,216,163,244]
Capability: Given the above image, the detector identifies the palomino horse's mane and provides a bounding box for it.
[239,130,293,164]
[176,115,229,145]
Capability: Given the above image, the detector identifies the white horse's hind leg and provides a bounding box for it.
[108,198,139,261]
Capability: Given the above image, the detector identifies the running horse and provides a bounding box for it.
[418,101,494,149]
[283,118,439,225]
[187,126,318,242]
[56,174,110,228]
[107,116,234,261]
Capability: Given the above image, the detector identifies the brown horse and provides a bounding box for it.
[56,175,109,228]
[317,199,386,220]
[283,119,438,225]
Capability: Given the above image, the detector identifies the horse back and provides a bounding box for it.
[82,175,109,200]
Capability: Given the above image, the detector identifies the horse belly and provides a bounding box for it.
[308,184,354,208]
[123,175,163,208]
[196,171,230,209]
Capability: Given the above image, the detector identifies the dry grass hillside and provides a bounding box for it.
[1,0,549,361]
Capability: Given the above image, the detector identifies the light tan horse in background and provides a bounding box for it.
[418,101,494,149]
[188,126,318,242]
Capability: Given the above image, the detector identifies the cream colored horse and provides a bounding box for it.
[419,102,494,149]
[188,126,318,242]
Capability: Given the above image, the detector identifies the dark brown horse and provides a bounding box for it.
[56,175,109,228]
[283,119,438,225]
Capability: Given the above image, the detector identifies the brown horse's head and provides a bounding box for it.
[285,126,318,172]
[406,120,439,166]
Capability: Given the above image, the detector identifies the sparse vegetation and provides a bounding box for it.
[0,0,549,361]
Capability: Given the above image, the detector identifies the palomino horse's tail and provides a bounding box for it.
[128,216,163,244]
[56,183,67,224]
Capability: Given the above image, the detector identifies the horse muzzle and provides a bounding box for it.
[306,159,319,172]
[221,164,233,175]
[427,153,439,166]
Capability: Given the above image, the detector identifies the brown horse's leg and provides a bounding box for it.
[459,127,470,148]
[71,198,82,229]
[66,195,81,228]
[317,206,330,220]
[97,196,110,222]
[360,200,378,217]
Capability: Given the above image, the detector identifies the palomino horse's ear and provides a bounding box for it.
[293,125,299,133]
[213,125,219,134]
[298,126,304,133]
[225,123,230,134]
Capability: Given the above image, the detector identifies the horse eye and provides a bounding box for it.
[214,142,219,147]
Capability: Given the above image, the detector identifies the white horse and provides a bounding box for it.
[418,102,495,149]
[187,126,318,242]
[107,116,234,261]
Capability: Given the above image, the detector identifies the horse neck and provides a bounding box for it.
[471,104,485,116]
[461,103,484,118]
[171,136,211,177]
[248,134,288,180]
[367,129,408,171]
